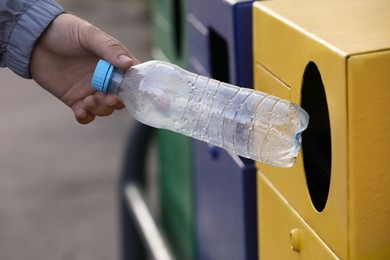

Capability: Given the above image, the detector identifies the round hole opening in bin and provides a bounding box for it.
[301,61,332,212]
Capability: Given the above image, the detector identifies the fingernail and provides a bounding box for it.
[119,55,132,64]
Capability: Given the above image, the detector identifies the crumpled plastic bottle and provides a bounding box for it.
[91,59,309,167]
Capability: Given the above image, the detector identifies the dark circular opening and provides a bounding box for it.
[301,62,332,212]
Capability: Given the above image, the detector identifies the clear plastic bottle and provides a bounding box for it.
[91,60,309,167]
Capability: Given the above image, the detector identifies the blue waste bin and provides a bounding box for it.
[187,1,258,259]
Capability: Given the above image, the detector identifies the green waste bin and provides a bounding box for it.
[152,0,195,259]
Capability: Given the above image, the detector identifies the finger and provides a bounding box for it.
[115,101,125,110]
[74,107,96,124]
[88,93,124,110]
[103,94,126,110]
[82,25,136,69]
[84,94,116,116]
[103,94,120,107]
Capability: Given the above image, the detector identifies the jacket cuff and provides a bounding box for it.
[6,0,65,78]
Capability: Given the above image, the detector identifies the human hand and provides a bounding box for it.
[30,13,138,124]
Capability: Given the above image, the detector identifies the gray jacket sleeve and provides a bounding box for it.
[0,0,65,78]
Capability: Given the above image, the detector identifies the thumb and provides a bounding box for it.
[83,25,137,69]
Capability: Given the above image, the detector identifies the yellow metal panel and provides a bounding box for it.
[253,2,349,258]
[254,63,291,100]
[254,0,390,56]
[253,0,390,259]
[348,51,390,259]
[257,173,339,259]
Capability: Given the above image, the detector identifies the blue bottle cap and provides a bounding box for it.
[91,59,114,93]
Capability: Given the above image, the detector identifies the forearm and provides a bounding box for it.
[0,0,64,78]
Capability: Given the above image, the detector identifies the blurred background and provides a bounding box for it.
[0,0,152,259]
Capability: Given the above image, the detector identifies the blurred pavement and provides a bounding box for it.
[0,0,152,259]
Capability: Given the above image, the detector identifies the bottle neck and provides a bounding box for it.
[108,69,124,94]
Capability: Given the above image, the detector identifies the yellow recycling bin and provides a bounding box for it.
[253,0,390,259]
